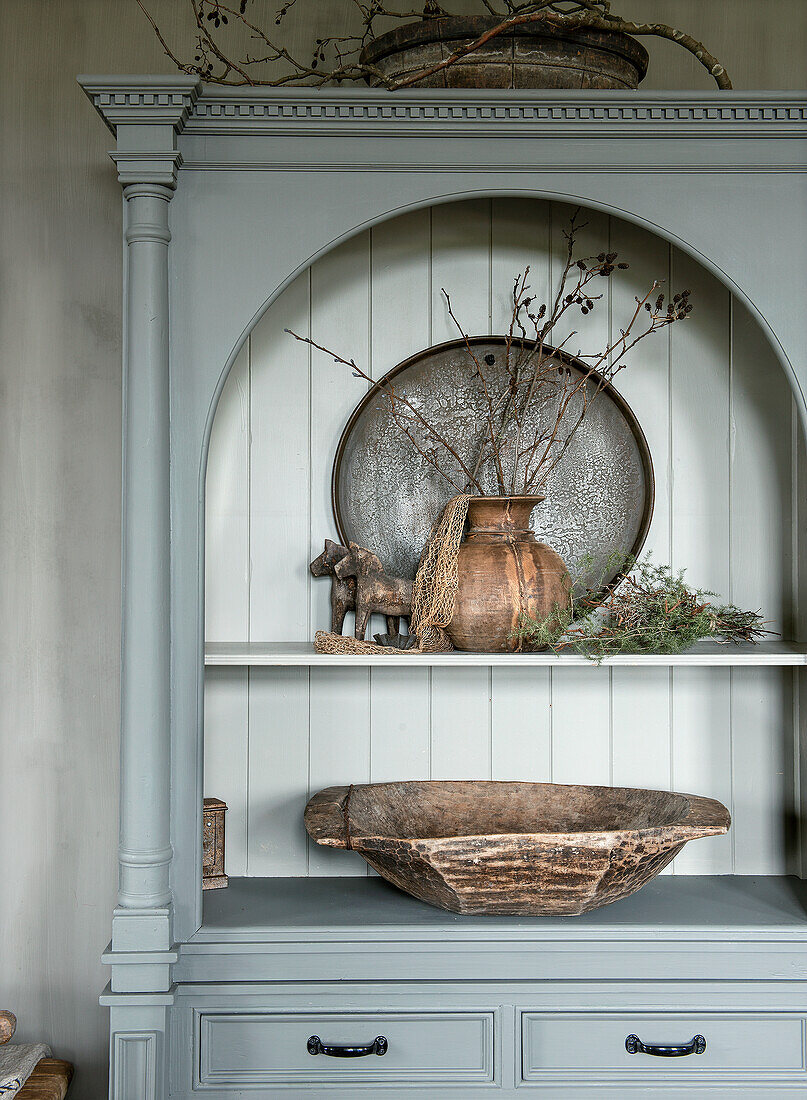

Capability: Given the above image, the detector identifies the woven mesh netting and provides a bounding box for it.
[314,494,470,655]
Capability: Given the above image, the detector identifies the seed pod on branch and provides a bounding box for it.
[287,211,693,497]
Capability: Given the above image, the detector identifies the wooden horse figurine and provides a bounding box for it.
[335,542,413,641]
[309,539,356,635]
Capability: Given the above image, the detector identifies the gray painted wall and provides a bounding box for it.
[1,3,805,1097]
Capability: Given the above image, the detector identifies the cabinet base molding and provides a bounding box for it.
[152,981,807,1098]
[108,1001,172,1100]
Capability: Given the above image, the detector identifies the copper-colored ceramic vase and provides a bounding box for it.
[447,496,571,653]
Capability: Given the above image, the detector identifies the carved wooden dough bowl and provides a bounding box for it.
[304,780,730,916]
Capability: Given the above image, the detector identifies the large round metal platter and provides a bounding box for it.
[332,337,654,597]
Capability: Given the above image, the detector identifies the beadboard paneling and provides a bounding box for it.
[308,239,373,876]
[204,198,797,878]
[368,210,435,794]
[608,219,674,819]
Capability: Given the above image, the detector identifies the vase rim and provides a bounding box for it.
[467,494,545,504]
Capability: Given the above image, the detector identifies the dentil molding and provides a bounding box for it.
[189,91,807,139]
[79,79,807,142]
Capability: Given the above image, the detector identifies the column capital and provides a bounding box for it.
[78,76,201,188]
[114,152,184,190]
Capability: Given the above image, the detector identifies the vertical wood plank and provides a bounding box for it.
[672,668,733,874]
[730,668,791,875]
[309,231,371,633]
[309,668,370,875]
[431,198,493,343]
[797,417,807,878]
[369,209,434,781]
[309,233,372,874]
[608,219,672,801]
[371,209,433,371]
[246,273,312,876]
[204,342,250,874]
[730,298,795,873]
[669,246,731,606]
[730,298,793,639]
[489,199,554,784]
[669,246,732,874]
[250,273,311,643]
[549,204,613,788]
[491,667,551,782]
[431,667,491,780]
[203,668,248,877]
[247,667,309,876]
[490,196,552,333]
[611,669,671,794]
[205,341,250,641]
[551,667,611,785]
[371,669,431,782]
[429,199,493,779]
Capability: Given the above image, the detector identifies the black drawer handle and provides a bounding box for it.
[626,1033,706,1058]
[307,1035,388,1058]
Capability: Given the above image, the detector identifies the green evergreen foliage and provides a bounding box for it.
[513,556,770,661]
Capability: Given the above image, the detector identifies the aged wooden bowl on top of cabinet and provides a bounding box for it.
[359,16,649,90]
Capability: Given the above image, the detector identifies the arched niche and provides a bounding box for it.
[197,186,807,482]
[204,195,798,885]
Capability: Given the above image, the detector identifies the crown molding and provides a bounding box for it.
[77,82,807,140]
[78,75,201,135]
[79,82,807,180]
[185,88,807,140]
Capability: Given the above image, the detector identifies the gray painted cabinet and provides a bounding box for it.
[79,78,807,1097]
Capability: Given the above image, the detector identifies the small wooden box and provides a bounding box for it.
[203,797,228,890]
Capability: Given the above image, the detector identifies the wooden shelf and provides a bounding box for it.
[182,876,807,985]
[205,640,807,668]
[198,875,807,942]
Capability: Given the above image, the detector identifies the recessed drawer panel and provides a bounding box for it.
[521,1012,806,1084]
[197,1010,495,1088]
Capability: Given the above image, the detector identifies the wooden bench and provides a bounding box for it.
[17,1059,73,1100]
[0,1013,73,1098]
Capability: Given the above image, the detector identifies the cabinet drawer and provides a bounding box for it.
[197,1010,495,1088]
[521,1012,806,1085]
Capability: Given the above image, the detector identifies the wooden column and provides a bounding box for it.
[79,77,199,1100]
[80,78,200,920]
[117,181,173,908]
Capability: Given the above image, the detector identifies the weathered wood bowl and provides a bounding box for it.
[359,17,649,90]
[304,781,730,916]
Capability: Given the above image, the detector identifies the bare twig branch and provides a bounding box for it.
[285,210,692,501]
[285,328,486,492]
[136,0,732,90]
[443,289,507,494]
